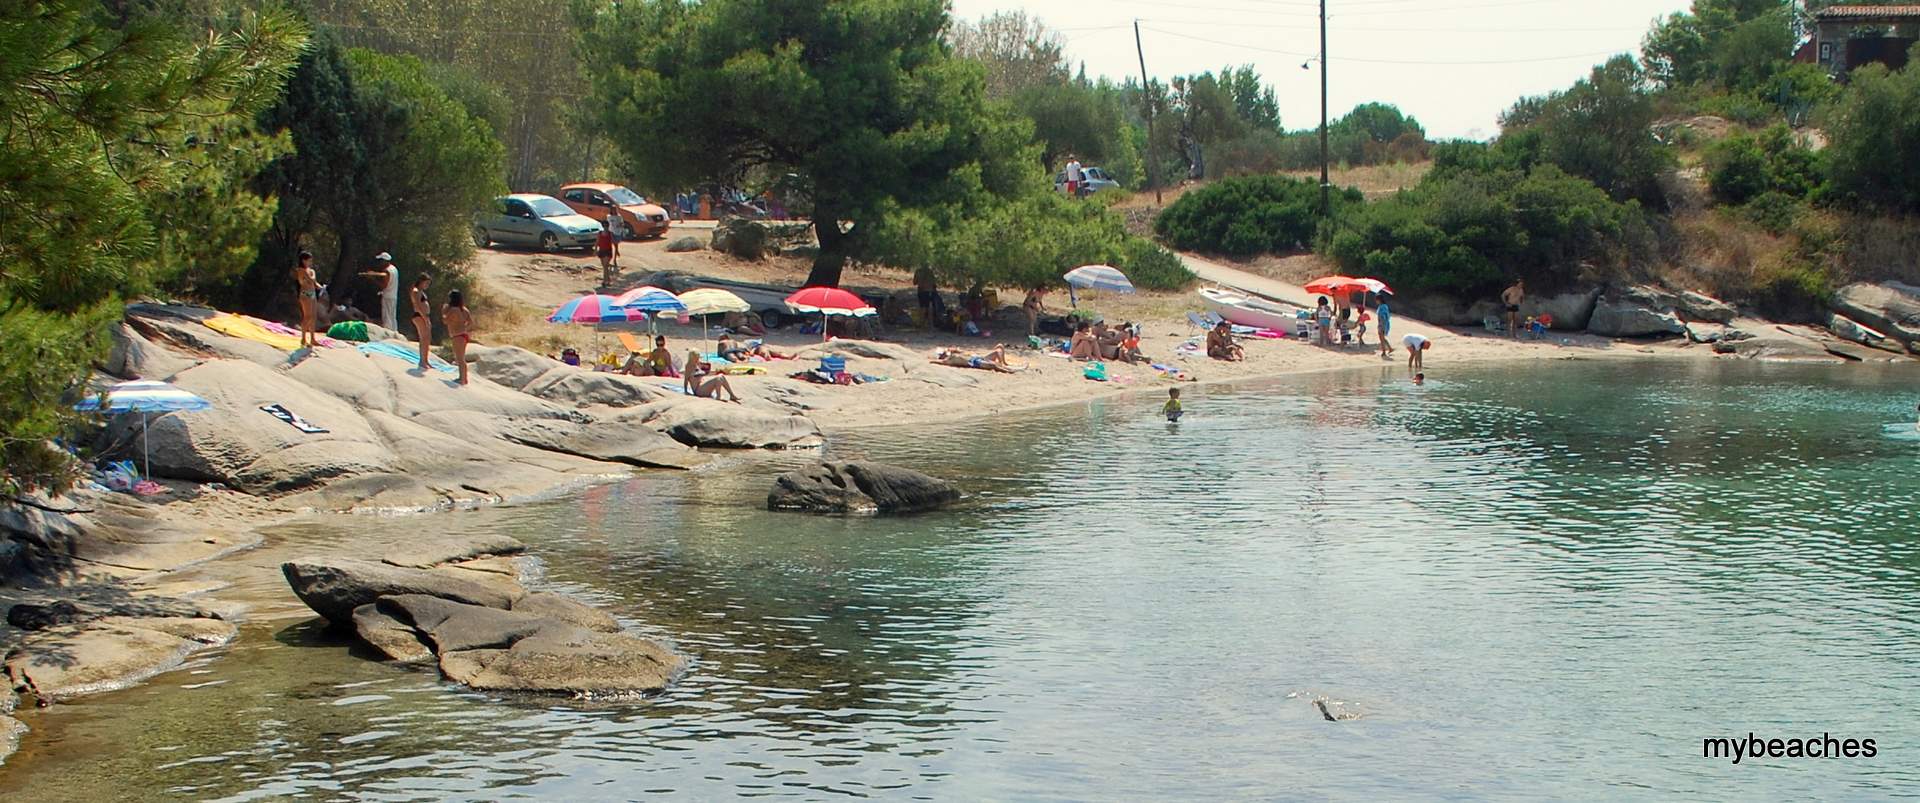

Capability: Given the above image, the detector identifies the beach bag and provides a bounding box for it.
[1083,362,1108,382]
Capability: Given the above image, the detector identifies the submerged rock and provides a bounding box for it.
[4,617,236,705]
[437,625,684,695]
[768,461,960,515]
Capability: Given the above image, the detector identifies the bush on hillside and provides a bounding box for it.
[1325,166,1650,296]
[1154,175,1359,256]
[1706,125,1821,206]
[1119,238,1195,290]
[1822,58,1920,214]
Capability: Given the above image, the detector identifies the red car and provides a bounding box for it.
[559,182,671,239]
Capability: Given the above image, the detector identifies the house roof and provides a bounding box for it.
[1815,5,1920,21]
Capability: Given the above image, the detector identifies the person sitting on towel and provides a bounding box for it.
[1207,321,1245,361]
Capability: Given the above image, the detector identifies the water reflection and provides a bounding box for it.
[4,359,1919,799]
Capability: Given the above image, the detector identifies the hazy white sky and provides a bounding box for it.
[949,0,1695,140]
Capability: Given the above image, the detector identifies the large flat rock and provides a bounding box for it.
[282,558,520,627]
[381,534,527,569]
[438,625,684,695]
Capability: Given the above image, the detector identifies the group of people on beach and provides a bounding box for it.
[612,332,744,402]
[291,250,471,385]
[1068,320,1143,362]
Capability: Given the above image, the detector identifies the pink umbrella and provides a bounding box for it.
[784,286,876,341]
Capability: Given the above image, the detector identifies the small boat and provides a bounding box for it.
[1199,286,1305,332]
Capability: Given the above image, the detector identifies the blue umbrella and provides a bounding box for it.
[75,380,212,479]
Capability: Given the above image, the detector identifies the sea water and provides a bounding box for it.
[4,359,1918,800]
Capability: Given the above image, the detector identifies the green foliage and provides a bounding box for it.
[1221,65,1280,132]
[1327,166,1650,296]
[1713,8,1795,93]
[255,38,506,301]
[1500,56,1670,206]
[1740,190,1805,234]
[1823,58,1920,214]
[1705,135,1772,204]
[1120,238,1195,290]
[948,10,1067,100]
[0,0,303,492]
[1014,82,1119,168]
[576,0,1033,286]
[1155,176,1354,256]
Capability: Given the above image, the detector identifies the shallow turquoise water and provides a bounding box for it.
[5,359,1919,800]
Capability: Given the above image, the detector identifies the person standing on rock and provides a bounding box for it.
[410,273,434,372]
[292,250,319,349]
[444,289,472,386]
[358,251,400,333]
[1502,279,1525,339]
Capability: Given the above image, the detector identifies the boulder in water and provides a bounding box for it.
[282,558,520,627]
[768,460,960,515]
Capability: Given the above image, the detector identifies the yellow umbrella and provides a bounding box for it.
[679,288,752,349]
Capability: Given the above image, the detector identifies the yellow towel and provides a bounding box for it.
[204,313,304,351]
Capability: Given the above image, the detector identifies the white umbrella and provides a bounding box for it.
[1064,264,1135,308]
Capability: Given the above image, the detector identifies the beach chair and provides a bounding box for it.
[616,332,647,355]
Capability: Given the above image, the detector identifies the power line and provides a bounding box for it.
[1141,26,1638,65]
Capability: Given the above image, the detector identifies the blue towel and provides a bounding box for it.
[358,342,456,374]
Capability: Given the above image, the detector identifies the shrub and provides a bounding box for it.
[1705,134,1770,204]
[1155,175,1354,256]
[1120,238,1195,290]
[1325,166,1649,296]
[1740,191,1802,235]
[1823,60,1920,213]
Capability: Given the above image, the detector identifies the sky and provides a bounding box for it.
[948,0,1697,140]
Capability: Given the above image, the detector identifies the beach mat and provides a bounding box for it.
[260,403,328,433]
[357,341,457,373]
[205,313,332,351]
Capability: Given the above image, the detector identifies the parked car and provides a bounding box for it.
[559,182,672,239]
[1053,166,1121,196]
[472,194,604,252]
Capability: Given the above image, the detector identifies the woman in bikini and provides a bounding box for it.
[292,250,319,348]
[409,273,433,371]
[683,349,741,402]
[443,289,472,385]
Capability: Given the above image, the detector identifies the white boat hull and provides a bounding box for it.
[1199,287,1303,332]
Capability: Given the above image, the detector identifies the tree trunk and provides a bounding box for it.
[806,210,848,288]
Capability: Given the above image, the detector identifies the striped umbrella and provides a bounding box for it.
[679,288,752,348]
[74,380,212,478]
[611,285,687,313]
[548,293,643,325]
[785,286,876,342]
[1064,264,1134,308]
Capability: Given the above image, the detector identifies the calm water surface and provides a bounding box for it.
[4,359,1919,800]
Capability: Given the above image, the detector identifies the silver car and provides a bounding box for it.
[473,193,605,252]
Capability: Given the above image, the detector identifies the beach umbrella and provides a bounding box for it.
[679,288,752,347]
[1064,264,1135,308]
[785,286,876,342]
[611,285,686,334]
[1303,276,1392,297]
[74,379,212,479]
[548,293,642,325]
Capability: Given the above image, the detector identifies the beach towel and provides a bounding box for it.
[658,382,694,395]
[258,318,338,347]
[205,313,306,351]
[259,403,328,433]
[1083,362,1108,382]
[721,364,766,375]
[357,341,457,373]
[1174,337,1204,355]
[325,320,370,342]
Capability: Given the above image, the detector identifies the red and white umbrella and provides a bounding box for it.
[1303,276,1392,297]
[785,286,875,341]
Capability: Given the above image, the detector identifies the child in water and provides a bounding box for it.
[1163,388,1184,422]
[1413,372,1425,385]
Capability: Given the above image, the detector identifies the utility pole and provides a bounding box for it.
[1319,0,1330,217]
[1134,20,1161,204]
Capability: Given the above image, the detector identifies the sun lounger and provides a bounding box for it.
[617,332,647,354]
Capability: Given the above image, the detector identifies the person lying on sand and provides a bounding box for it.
[717,333,782,362]
[683,349,742,402]
[1207,321,1245,361]
[932,345,1019,373]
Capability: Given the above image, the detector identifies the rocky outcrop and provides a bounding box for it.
[1830,282,1920,351]
[1524,288,1605,331]
[768,461,960,515]
[1676,291,1738,324]
[1588,285,1689,337]
[381,534,527,569]
[4,616,237,705]
[665,236,703,253]
[1827,313,1904,353]
[282,538,683,696]
[283,557,521,626]
[3,492,258,582]
[710,216,770,259]
[643,402,824,449]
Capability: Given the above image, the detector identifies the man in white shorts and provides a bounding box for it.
[359,251,400,332]
[1404,332,1430,371]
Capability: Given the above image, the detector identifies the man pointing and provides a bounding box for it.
[359,251,400,332]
